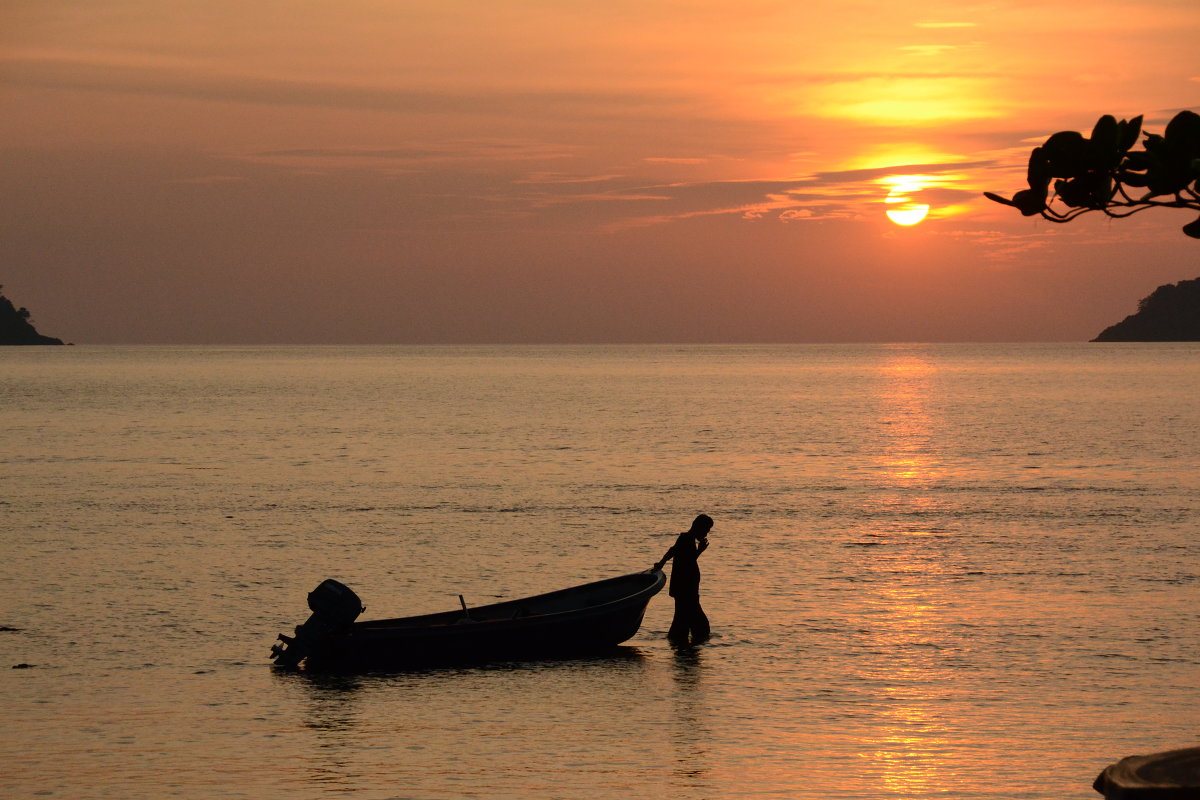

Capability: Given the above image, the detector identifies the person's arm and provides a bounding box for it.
[697,537,709,557]
[652,545,675,571]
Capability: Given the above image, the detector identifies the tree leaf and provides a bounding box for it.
[1042,131,1087,174]
[1012,188,1047,216]
[1119,115,1143,152]
[1165,110,1200,151]
[1182,214,1200,239]
[1055,177,1094,208]
[1090,115,1119,156]
[1026,146,1052,187]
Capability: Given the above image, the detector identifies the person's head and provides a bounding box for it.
[689,514,713,537]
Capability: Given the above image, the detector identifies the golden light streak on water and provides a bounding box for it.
[876,350,939,488]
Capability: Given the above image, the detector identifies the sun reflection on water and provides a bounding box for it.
[849,348,979,796]
[875,350,940,490]
[861,702,955,798]
[852,558,969,797]
[669,645,713,795]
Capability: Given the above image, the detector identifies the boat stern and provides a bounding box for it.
[270,579,364,668]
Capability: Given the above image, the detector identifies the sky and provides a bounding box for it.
[2,0,1198,343]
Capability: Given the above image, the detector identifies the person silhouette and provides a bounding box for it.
[652,514,713,644]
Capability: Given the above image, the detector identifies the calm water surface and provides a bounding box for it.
[2,344,1198,799]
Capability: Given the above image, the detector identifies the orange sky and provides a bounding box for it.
[2,0,1198,342]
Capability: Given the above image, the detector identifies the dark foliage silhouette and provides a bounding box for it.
[985,110,1200,238]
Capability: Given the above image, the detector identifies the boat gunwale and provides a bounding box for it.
[352,569,664,632]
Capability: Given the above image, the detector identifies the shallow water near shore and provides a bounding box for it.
[2,343,1198,799]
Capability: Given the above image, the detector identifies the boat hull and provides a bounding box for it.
[296,570,665,670]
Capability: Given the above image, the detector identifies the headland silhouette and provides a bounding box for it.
[1092,277,1200,341]
[0,289,64,345]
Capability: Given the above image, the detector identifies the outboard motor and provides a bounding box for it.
[307,579,364,627]
[271,579,365,668]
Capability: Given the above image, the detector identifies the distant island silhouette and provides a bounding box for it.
[1093,277,1200,342]
[0,289,64,345]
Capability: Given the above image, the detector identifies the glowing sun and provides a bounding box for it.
[886,203,930,226]
[882,175,932,226]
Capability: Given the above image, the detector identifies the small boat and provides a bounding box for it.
[1093,746,1200,798]
[271,569,665,669]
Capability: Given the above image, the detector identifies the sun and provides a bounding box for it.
[882,175,933,226]
[886,204,930,226]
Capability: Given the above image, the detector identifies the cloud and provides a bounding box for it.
[899,44,978,57]
[167,175,248,185]
[942,229,1056,262]
[590,157,992,229]
[643,157,709,165]
[744,68,1003,87]
[246,142,580,171]
[515,172,626,185]
[254,147,450,160]
[0,54,695,119]
[810,76,1006,123]
[807,160,997,185]
[179,140,1002,235]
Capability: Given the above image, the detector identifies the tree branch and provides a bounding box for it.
[987,110,1200,238]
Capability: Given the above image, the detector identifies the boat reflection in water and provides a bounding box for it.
[271,569,666,670]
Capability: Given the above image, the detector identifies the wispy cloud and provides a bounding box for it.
[167,175,248,185]
[0,54,696,119]
[515,172,626,185]
[808,76,1006,123]
[899,44,979,57]
[247,142,579,169]
[643,157,709,165]
[806,160,996,185]
[582,158,994,230]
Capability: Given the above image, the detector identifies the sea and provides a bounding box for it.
[2,343,1198,800]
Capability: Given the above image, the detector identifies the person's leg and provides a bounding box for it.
[690,600,710,642]
[668,597,690,642]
